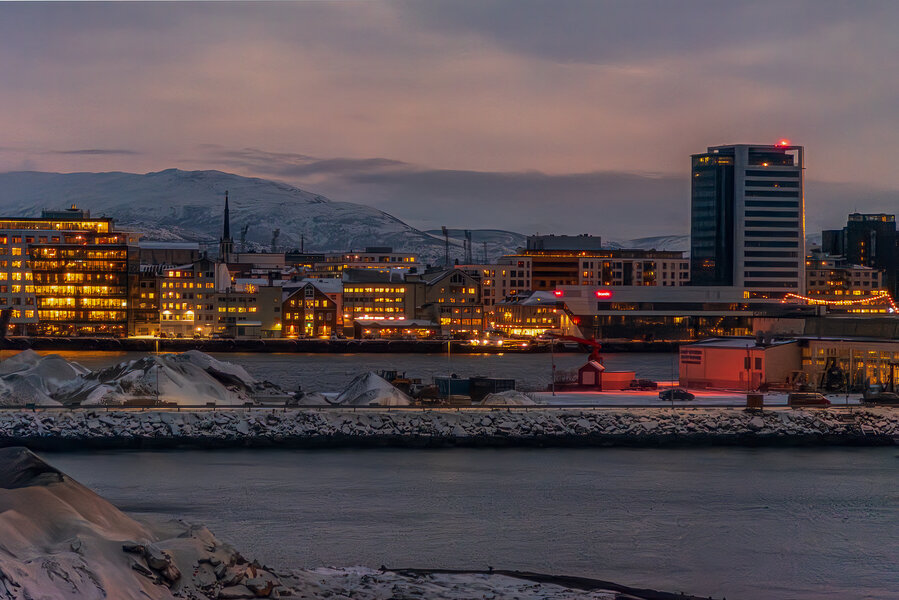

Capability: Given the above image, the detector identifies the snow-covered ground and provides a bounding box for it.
[535,389,864,407]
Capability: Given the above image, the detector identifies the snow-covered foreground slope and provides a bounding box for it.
[0,169,454,262]
[0,447,694,599]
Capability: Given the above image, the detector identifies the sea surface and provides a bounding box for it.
[48,447,898,600]
[29,350,680,392]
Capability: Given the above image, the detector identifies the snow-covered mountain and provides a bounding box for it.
[0,169,457,262]
[0,169,694,263]
[603,234,690,252]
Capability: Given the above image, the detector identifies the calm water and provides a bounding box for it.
[47,447,898,600]
[30,350,680,392]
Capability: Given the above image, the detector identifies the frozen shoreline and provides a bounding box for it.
[1,406,896,450]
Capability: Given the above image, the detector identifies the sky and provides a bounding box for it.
[1,1,898,239]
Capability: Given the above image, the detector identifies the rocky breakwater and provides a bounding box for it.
[1,407,897,449]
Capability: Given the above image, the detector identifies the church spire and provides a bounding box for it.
[219,190,234,262]
[223,190,231,239]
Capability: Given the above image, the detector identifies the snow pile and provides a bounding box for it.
[478,390,538,405]
[0,350,89,406]
[60,351,283,406]
[0,350,286,407]
[290,391,331,406]
[333,372,412,406]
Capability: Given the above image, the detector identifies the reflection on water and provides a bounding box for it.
[28,350,679,392]
[48,447,899,600]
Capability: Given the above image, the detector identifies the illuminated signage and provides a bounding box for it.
[553,290,564,297]
[595,290,613,299]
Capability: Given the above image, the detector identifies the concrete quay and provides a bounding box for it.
[0,336,680,354]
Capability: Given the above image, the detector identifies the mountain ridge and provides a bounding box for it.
[0,169,695,261]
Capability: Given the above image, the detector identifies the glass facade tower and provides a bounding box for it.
[690,144,805,297]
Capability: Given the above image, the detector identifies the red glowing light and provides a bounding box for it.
[778,139,790,146]
[553,290,564,297]
[595,290,613,299]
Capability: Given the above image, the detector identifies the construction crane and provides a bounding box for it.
[464,230,473,264]
[271,229,280,253]
[240,225,249,252]
[441,226,450,267]
[556,334,603,363]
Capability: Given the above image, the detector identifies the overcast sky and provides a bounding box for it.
[1,1,898,238]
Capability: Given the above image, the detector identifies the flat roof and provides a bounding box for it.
[686,337,798,349]
[139,241,200,249]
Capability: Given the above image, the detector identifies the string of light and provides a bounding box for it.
[783,291,898,311]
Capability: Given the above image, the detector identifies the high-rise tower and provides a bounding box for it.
[690,143,805,296]
[823,213,898,296]
[219,191,234,262]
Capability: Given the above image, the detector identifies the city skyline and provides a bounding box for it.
[2,2,899,237]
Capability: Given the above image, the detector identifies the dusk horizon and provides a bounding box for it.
[3,1,899,237]
[1,3,897,600]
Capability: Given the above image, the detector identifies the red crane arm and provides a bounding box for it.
[556,335,602,362]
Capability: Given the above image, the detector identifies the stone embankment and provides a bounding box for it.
[1,407,897,449]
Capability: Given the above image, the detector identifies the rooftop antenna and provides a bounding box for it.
[441,226,450,267]
[464,230,473,264]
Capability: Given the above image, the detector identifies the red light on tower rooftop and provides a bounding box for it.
[778,139,790,146]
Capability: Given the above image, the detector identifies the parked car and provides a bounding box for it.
[863,391,899,405]
[629,378,659,391]
[787,392,830,407]
[659,388,695,401]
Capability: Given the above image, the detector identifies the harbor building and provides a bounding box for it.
[309,248,418,278]
[491,291,576,338]
[805,250,885,304]
[281,281,337,338]
[556,285,816,341]
[340,270,415,335]
[497,248,689,291]
[0,207,138,335]
[679,337,801,390]
[23,208,139,337]
[822,213,898,298]
[407,268,484,336]
[681,336,899,393]
[158,258,222,337]
[131,266,162,336]
[690,143,805,297]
